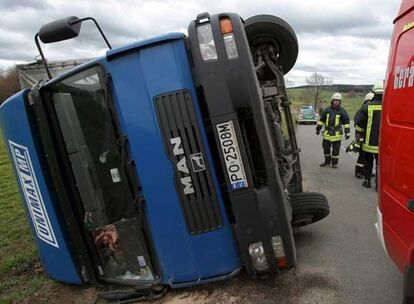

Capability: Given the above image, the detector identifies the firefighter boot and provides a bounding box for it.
[355,171,364,179]
[320,155,331,167]
[355,165,364,179]
[362,178,372,188]
[332,157,339,168]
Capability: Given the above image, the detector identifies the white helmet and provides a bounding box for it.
[372,83,384,94]
[331,92,342,101]
[364,92,374,101]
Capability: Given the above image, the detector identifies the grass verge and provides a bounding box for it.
[287,87,365,120]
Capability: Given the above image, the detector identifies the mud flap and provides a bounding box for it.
[404,266,414,304]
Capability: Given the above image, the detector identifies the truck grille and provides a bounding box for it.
[155,90,223,234]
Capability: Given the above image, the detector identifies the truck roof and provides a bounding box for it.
[16,33,186,89]
[16,58,90,89]
[396,0,414,22]
[106,32,184,59]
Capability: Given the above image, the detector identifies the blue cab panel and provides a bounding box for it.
[0,33,241,287]
[105,35,242,285]
[0,91,82,284]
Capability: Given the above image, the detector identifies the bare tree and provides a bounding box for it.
[0,67,19,105]
[305,72,327,109]
[285,78,295,88]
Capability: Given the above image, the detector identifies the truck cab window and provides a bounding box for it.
[49,66,154,281]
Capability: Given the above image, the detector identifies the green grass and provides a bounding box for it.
[0,134,48,303]
[287,88,365,120]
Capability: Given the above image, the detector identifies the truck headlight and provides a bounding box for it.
[271,235,288,269]
[248,242,269,272]
[223,33,238,59]
[197,23,218,61]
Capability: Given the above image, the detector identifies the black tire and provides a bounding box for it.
[289,192,329,227]
[244,14,298,74]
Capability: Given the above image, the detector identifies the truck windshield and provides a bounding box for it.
[48,66,154,282]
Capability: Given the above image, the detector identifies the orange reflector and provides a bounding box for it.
[276,256,288,269]
[220,18,233,34]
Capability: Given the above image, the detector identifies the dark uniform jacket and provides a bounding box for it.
[354,100,370,122]
[355,98,382,153]
[316,105,350,142]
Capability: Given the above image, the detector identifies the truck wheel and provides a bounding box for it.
[289,192,329,227]
[244,14,298,74]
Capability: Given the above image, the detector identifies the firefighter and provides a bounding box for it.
[316,93,350,168]
[355,84,383,189]
[353,92,374,179]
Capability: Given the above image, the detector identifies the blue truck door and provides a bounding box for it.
[0,90,82,284]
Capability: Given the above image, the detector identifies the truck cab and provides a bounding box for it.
[376,0,414,302]
[0,12,328,294]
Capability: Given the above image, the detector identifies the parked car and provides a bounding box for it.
[296,106,318,124]
[376,0,414,302]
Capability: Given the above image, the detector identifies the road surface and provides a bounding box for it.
[145,124,403,304]
[292,124,403,303]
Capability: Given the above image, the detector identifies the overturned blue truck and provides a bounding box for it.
[0,12,329,295]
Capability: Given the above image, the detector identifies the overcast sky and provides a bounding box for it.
[0,0,400,85]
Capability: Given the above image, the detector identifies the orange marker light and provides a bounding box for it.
[220,18,233,34]
[276,256,288,269]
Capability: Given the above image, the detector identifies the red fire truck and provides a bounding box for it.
[377,0,414,302]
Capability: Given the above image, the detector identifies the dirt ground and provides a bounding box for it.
[20,265,338,304]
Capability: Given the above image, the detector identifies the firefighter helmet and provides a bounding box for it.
[331,92,342,101]
[372,83,384,94]
[364,92,374,101]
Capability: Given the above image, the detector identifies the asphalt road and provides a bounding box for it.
[149,124,403,304]
[293,123,403,303]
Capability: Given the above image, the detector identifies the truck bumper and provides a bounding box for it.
[375,207,388,255]
[296,119,317,124]
[187,12,297,276]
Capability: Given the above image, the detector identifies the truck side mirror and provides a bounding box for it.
[38,16,82,43]
[34,16,111,79]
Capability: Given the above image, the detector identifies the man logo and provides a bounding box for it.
[170,136,195,195]
[190,153,206,172]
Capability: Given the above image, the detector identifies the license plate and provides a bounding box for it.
[216,121,248,190]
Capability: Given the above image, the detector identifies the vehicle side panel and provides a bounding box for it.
[0,91,82,284]
[380,1,414,271]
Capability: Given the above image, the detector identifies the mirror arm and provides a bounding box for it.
[69,17,112,49]
[34,33,52,79]
[33,16,111,81]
